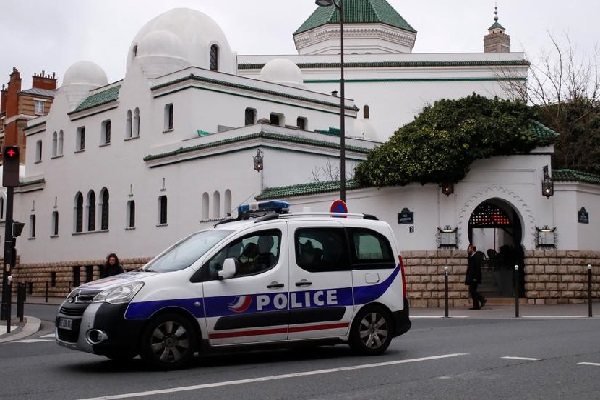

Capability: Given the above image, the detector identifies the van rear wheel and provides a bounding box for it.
[349,306,393,355]
[140,312,197,370]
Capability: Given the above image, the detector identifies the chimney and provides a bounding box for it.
[32,70,57,90]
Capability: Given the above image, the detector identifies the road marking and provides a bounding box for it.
[40,333,55,338]
[411,316,469,319]
[15,338,53,343]
[79,353,469,400]
[578,362,600,367]
[524,316,588,319]
[501,356,539,361]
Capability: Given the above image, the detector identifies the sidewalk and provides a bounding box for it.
[1,297,598,344]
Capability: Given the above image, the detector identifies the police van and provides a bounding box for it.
[56,201,411,369]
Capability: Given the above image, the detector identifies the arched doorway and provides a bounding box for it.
[468,199,525,297]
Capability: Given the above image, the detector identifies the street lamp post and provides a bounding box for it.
[316,0,346,202]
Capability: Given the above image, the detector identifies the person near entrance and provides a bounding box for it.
[465,244,486,310]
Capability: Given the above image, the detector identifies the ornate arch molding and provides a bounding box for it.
[457,185,535,249]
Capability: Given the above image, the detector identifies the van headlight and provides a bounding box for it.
[93,282,144,304]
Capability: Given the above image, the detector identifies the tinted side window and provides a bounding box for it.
[295,227,349,272]
[348,228,395,270]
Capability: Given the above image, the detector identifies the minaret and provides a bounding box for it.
[484,5,510,53]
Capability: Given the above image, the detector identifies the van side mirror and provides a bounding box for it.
[218,258,237,280]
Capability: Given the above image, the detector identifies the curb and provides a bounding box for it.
[0,316,41,343]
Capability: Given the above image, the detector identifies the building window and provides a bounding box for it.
[297,117,307,130]
[133,108,140,137]
[158,195,168,225]
[74,192,83,233]
[52,132,57,157]
[364,105,370,119]
[34,100,45,115]
[270,113,283,126]
[0,197,4,220]
[85,265,94,283]
[100,188,109,230]
[212,191,221,219]
[58,130,64,156]
[52,211,59,236]
[76,126,86,151]
[126,110,132,139]
[35,140,43,162]
[127,200,135,228]
[29,214,36,238]
[224,189,232,216]
[202,192,209,220]
[164,104,174,132]
[101,120,111,145]
[245,108,257,125]
[87,190,96,231]
[210,44,219,71]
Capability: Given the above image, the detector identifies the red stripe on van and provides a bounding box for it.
[209,322,349,340]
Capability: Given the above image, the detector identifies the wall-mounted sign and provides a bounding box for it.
[578,207,589,224]
[397,208,413,224]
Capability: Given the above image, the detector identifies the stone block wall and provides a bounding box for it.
[401,249,600,308]
[5,250,600,306]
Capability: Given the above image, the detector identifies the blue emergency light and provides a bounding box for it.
[237,200,290,216]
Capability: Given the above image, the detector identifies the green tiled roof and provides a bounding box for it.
[295,0,416,35]
[238,60,531,71]
[488,21,505,30]
[553,169,600,185]
[256,179,363,200]
[71,85,121,113]
[144,131,370,162]
[530,120,559,140]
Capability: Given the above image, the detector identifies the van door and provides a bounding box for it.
[287,220,353,341]
[201,228,289,346]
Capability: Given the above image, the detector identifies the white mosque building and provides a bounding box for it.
[7,1,599,304]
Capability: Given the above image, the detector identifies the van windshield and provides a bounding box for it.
[144,230,233,273]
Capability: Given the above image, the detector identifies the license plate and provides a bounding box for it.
[59,318,73,330]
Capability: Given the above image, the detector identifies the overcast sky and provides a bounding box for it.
[2,0,598,88]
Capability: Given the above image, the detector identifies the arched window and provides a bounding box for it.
[127,200,135,228]
[101,120,111,145]
[297,117,307,130]
[224,189,232,216]
[126,110,133,139]
[158,195,168,225]
[52,132,57,157]
[35,140,42,162]
[100,188,109,230]
[364,105,370,119]
[58,130,64,156]
[210,44,219,71]
[87,190,96,231]
[74,192,83,233]
[134,108,140,137]
[202,192,209,220]
[212,191,221,219]
[52,211,59,236]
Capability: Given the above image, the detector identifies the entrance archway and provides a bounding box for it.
[468,199,525,297]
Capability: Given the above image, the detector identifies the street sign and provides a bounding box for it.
[330,199,348,214]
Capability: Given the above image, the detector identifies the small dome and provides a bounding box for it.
[62,61,108,87]
[128,8,234,74]
[137,30,186,60]
[353,118,379,141]
[259,58,305,88]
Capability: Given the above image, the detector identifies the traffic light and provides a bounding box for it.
[3,146,20,187]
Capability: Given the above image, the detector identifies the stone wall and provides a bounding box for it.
[401,249,600,307]
[6,250,600,306]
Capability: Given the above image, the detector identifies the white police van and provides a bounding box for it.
[56,201,411,369]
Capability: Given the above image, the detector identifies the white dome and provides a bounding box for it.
[62,61,108,87]
[128,8,234,74]
[353,118,379,141]
[259,59,305,88]
[137,30,186,59]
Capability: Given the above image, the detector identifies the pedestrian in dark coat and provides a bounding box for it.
[101,253,124,278]
[465,244,486,310]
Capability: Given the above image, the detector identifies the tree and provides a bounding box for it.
[354,94,548,188]
[499,34,600,174]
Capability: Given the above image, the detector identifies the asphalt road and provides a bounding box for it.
[1,308,599,400]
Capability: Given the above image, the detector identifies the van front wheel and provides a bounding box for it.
[140,313,197,370]
[349,306,393,355]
